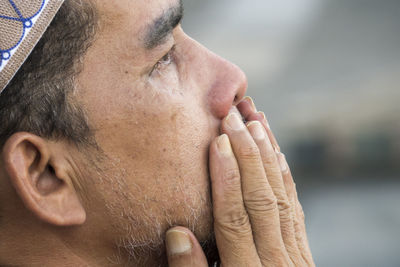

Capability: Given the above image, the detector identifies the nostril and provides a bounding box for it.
[232,74,247,106]
[207,58,248,119]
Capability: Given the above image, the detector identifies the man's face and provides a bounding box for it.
[75,0,246,261]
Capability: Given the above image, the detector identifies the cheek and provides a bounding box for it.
[134,103,208,173]
[98,99,213,222]
[82,54,214,198]
[148,64,181,97]
[94,91,211,183]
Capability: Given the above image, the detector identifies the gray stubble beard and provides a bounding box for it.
[89,152,217,266]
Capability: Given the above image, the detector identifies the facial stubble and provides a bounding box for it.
[85,149,219,266]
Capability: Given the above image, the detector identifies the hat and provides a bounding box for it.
[0,0,65,94]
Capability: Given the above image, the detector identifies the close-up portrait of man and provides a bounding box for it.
[0,0,315,266]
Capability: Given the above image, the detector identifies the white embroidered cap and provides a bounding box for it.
[0,0,65,94]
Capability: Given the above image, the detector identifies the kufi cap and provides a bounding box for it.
[0,0,65,94]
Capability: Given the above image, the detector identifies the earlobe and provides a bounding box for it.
[2,132,86,226]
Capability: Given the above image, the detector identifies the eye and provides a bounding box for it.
[150,45,176,75]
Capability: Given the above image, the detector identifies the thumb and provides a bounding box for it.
[166,226,209,267]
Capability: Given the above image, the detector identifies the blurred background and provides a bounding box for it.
[182,0,400,266]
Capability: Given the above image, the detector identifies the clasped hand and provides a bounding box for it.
[166,98,315,267]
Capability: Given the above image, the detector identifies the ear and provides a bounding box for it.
[2,132,86,226]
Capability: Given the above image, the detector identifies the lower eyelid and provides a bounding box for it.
[169,48,179,65]
[149,45,179,76]
[160,49,176,67]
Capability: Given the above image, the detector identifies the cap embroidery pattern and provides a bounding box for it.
[0,0,45,67]
[0,0,64,94]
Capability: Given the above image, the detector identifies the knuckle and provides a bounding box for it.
[222,168,241,185]
[216,210,252,236]
[292,256,308,267]
[267,168,284,182]
[263,151,277,165]
[244,189,278,212]
[296,202,306,220]
[238,144,260,160]
[277,199,293,220]
[259,250,292,267]
[299,209,306,221]
[278,199,292,212]
[293,217,302,230]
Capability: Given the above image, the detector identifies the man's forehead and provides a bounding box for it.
[94,0,179,30]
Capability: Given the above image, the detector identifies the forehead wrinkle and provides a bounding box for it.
[144,0,183,49]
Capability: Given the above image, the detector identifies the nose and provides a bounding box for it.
[206,55,248,119]
[186,37,247,120]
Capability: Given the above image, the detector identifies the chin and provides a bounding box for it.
[165,181,215,241]
[90,143,217,264]
[113,195,217,266]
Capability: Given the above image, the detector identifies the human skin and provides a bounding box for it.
[0,0,313,266]
[166,98,315,266]
[74,0,247,263]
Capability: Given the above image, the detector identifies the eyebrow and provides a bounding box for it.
[144,0,184,49]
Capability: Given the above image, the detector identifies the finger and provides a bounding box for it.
[166,227,208,267]
[235,121,291,266]
[237,98,311,265]
[236,97,280,152]
[293,201,315,266]
[279,156,315,266]
[293,190,315,267]
[246,121,304,265]
[236,96,256,120]
[258,111,280,152]
[209,134,261,266]
[221,113,289,265]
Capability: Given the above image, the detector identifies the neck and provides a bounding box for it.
[0,221,170,267]
[0,219,115,266]
[0,229,84,266]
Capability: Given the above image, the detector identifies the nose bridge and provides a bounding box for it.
[205,50,248,119]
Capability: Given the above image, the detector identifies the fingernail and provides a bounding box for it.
[166,229,192,256]
[247,121,265,139]
[243,96,257,112]
[217,134,233,155]
[277,153,289,173]
[226,113,245,130]
[258,112,271,130]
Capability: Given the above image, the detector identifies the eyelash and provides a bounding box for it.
[150,45,176,75]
